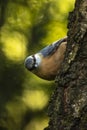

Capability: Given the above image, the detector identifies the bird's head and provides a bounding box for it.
[24,53,42,71]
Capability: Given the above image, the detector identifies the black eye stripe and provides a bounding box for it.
[29,55,36,71]
[32,55,36,64]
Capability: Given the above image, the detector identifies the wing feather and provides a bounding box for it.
[39,37,67,57]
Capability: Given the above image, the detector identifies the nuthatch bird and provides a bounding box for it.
[24,37,67,80]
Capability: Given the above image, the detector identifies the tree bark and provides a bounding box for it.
[45,0,87,130]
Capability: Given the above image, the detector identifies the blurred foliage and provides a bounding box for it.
[0,0,75,130]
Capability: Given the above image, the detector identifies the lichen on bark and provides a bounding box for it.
[45,0,87,130]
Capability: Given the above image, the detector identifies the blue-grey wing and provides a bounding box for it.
[39,37,67,57]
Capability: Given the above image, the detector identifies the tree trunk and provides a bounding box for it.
[45,0,87,130]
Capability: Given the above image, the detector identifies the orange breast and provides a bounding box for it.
[34,42,67,80]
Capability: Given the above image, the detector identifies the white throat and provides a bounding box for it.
[34,53,42,67]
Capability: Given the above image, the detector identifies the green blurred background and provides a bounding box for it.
[0,0,75,130]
